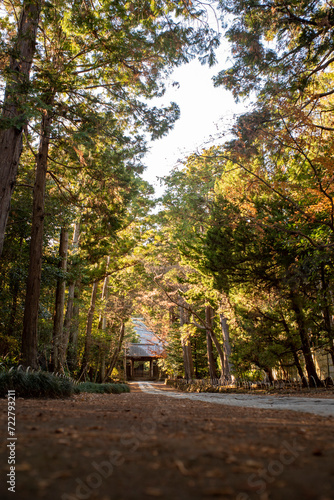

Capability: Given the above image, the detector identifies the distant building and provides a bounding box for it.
[125,318,166,380]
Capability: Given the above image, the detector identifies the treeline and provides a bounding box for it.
[0,0,218,377]
[1,1,334,387]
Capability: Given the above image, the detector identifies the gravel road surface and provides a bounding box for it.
[138,382,334,417]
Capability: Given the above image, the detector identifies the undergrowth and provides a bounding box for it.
[0,371,73,398]
[0,370,130,398]
[75,382,130,394]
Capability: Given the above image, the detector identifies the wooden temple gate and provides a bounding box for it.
[125,320,165,380]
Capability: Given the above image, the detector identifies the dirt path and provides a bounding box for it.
[1,383,334,500]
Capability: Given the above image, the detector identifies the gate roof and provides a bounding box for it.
[126,319,165,359]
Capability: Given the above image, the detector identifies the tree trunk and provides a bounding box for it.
[179,306,194,381]
[94,349,100,383]
[67,282,81,370]
[98,256,110,330]
[103,322,125,382]
[290,293,323,387]
[266,368,274,384]
[6,235,24,337]
[52,228,69,372]
[281,316,308,387]
[291,346,307,386]
[320,263,334,367]
[0,0,41,255]
[62,222,80,369]
[205,306,217,381]
[210,329,226,378]
[96,256,110,381]
[169,306,177,324]
[100,348,106,382]
[202,308,226,380]
[63,280,76,355]
[193,337,199,378]
[80,281,98,378]
[21,107,53,369]
[219,313,233,382]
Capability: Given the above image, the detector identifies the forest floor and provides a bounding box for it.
[1,382,334,500]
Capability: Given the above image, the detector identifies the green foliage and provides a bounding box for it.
[163,324,185,377]
[75,382,130,394]
[216,0,334,99]
[0,369,130,397]
[1,0,222,375]
[3,0,334,386]
[0,370,74,398]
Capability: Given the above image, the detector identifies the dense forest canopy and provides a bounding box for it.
[0,0,333,386]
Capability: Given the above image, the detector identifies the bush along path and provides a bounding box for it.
[0,382,333,500]
[0,370,129,398]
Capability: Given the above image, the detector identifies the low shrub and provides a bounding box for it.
[0,370,74,398]
[0,370,130,398]
[75,382,130,394]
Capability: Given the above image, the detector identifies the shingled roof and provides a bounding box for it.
[126,319,165,359]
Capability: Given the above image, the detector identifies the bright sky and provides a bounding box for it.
[142,43,247,197]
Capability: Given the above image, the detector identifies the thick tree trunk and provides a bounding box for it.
[219,313,233,382]
[21,108,53,369]
[80,281,98,378]
[290,293,323,387]
[62,222,80,369]
[103,322,125,382]
[205,306,217,381]
[179,306,194,381]
[0,0,41,255]
[52,228,69,372]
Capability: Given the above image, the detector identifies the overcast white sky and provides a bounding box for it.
[142,42,247,197]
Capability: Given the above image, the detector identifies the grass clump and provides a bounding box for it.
[75,382,130,394]
[0,370,74,398]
